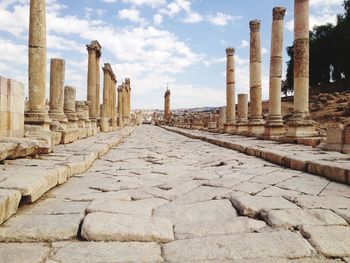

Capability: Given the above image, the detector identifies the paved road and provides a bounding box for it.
[0,125,349,262]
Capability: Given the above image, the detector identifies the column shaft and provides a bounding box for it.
[226,48,235,124]
[95,55,101,118]
[249,20,263,123]
[87,49,97,118]
[49,58,67,122]
[102,67,110,118]
[64,86,78,121]
[237,94,249,124]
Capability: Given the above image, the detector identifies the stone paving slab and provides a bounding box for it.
[0,243,50,263]
[163,127,350,185]
[50,241,163,263]
[163,230,313,262]
[81,212,174,242]
[301,225,350,257]
[0,214,84,242]
[0,127,135,226]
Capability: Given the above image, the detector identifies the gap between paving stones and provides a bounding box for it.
[162,126,350,186]
[0,127,136,226]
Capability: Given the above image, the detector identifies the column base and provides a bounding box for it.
[235,123,249,134]
[25,110,52,132]
[49,110,68,123]
[100,117,112,133]
[247,118,265,136]
[77,120,88,140]
[223,123,236,134]
[285,113,318,138]
[208,121,218,130]
[319,124,350,154]
[61,121,80,144]
[263,121,286,138]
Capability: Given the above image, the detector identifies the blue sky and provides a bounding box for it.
[0,0,345,109]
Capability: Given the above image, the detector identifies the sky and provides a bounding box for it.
[0,0,345,110]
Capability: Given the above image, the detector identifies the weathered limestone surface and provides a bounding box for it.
[0,77,24,138]
[81,212,174,242]
[0,243,50,263]
[0,125,348,261]
[224,48,236,132]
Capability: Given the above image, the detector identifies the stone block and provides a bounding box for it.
[0,189,21,225]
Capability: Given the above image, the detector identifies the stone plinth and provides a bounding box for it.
[218,107,226,131]
[75,101,88,139]
[319,124,350,154]
[285,0,317,138]
[0,77,24,138]
[264,7,286,138]
[62,86,79,144]
[248,20,265,136]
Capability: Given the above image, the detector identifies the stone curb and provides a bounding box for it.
[0,127,137,226]
[162,126,350,186]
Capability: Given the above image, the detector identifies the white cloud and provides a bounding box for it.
[240,40,249,48]
[182,12,204,24]
[118,8,146,24]
[153,14,163,25]
[310,0,343,6]
[102,0,166,8]
[207,12,241,26]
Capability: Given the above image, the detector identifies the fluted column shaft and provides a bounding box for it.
[249,20,263,123]
[226,48,235,124]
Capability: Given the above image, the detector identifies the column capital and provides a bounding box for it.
[295,0,308,3]
[273,7,286,21]
[86,40,102,55]
[226,47,235,56]
[250,19,261,32]
[125,78,131,85]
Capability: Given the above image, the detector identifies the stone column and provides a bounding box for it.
[95,52,101,118]
[111,76,117,128]
[86,40,101,120]
[118,86,124,127]
[164,89,171,123]
[236,94,249,133]
[122,83,127,120]
[100,64,111,132]
[248,20,265,135]
[125,78,131,117]
[218,106,226,131]
[224,47,236,133]
[64,86,79,122]
[286,0,317,138]
[49,58,67,124]
[25,0,51,130]
[265,7,287,137]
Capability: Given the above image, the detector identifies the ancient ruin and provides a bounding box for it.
[0,0,349,261]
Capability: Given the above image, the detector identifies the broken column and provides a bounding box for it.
[265,7,287,137]
[248,20,265,135]
[285,0,317,138]
[117,86,124,128]
[218,106,226,131]
[224,47,236,133]
[164,88,171,123]
[75,101,88,139]
[62,86,79,144]
[25,0,51,131]
[49,58,68,129]
[236,94,249,133]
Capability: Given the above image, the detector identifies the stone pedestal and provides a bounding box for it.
[62,86,79,144]
[248,20,265,136]
[75,101,88,139]
[285,0,317,138]
[264,7,287,138]
[236,94,249,134]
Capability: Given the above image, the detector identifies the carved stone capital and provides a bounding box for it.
[226,47,235,56]
[273,7,286,21]
[250,20,261,32]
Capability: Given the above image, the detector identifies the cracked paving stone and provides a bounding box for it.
[333,209,350,223]
[230,192,298,218]
[301,225,350,257]
[81,212,174,242]
[286,195,350,210]
[162,230,313,262]
[0,214,84,242]
[50,241,163,263]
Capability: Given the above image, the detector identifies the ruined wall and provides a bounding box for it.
[0,76,24,137]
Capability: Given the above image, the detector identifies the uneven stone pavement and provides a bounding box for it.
[0,125,349,262]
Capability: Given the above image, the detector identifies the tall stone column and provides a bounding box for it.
[64,86,79,122]
[218,106,226,130]
[100,63,112,132]
[49,58,67,124]
[95,52,101,118]
[248,20,265,135]
[286,0,317,138]
[125,78,131,116]
[265,7,287,137]
[111,76,117,128]
[25,0,51,130]
[86,40,101,120]
[122,83,127,120]
[224,47,236,133]
[164,88,171,123]
[118,86,124,127]
[236,94,249,133]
